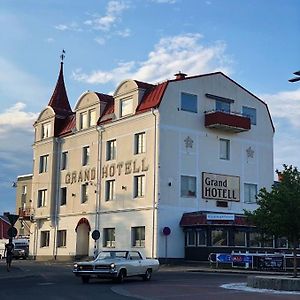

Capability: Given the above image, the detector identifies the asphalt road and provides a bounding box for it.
[0,260,299,300]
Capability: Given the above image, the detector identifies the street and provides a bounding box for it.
[0,260,300,299]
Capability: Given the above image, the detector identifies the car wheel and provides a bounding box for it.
[143,269,152,281]
[81,276,90,284]
[117,269,126,283]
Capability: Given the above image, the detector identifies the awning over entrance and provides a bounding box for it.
[75,217,91,232]
[179,211,253,227]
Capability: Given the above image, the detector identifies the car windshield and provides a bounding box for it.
[96,251,128,260]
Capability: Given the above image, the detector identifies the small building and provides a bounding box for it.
[25,60,274,261]
[0,214,11,239]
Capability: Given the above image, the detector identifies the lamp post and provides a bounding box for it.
[289,70,300,82]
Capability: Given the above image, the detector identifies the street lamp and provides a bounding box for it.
[289,70,300,82]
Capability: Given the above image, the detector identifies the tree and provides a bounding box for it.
[245,165,300,277]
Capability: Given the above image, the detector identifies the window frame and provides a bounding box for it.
[242,106,257,125]
[131,226,145,247]
[103,228,115,248]
[135,132,146,154]
[216,100,230,113]
[120,98,133,117]
[61,151,68,170]
[181,92,198,113]
[41,122,51,139]
[80,111,88,130]
[211,229,229,247]
[105,180,115,201]
[244,183,258,203]
[60,187,67,206]
[106,140,116,161]
[39,154,49,173]
[81,183,88,203]
[89,109,97,127]
[134,175,145,198]
[57,230,67,247]
[82,146,90,166]
[37,189,47,208]
[219,138,230,160]
[181,175,197,197]
[40,231,50,247]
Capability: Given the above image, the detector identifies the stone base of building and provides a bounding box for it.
[247,275,300,291]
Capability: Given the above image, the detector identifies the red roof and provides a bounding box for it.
[56,114,76,136]
[48,62,72,117]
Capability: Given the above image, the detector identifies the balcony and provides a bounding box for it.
[204,110,251,133]
[18,207,34,220]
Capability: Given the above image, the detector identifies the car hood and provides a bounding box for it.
[75,258,125,265]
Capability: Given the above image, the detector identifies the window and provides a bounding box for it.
[132,226,145,247]
[40,231,50,247]
[81,183,88,203]
[181,93,197,113]
[277,237,288,248]
[134,175,145,198]
[39,155,49,173]
[197,230,207,246]
[249,232,261,248]
[82,146,90,166]
[120,98,133,117]
[22,185,27,195]
[129,251,142,260]
[103,228,115,248]
[41,122,51,139]
[181,176,196,197]
[61,151,68,170]
[37,189,47,207]
[57,230,67,247]
[135,132,146,154]
[244,183,257,203]
[216,100,230,113]
[211,229,228,246]
[234,231,246,247]
[242,106,257,125]
[105,180,115,201]
[61,187,67,206]
[219,139,230,160]
[89,109,97,127]
[106,140,116,161]
[80,112,88,129]
[186,231,196,247]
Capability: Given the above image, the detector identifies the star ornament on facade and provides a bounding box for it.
[184,136,193,149]
[246,146,254,158]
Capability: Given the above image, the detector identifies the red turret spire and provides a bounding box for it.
[48,51,72,116]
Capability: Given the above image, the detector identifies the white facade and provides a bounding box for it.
[28,68,274,260]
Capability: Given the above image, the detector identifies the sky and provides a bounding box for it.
[0,0,300,214]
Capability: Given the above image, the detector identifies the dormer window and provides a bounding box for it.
[80,112,88,129]
[89,109,97,126]
[41,122,51,139]
[120,98,133,117]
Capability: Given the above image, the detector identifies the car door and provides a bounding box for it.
[128,251,143,276]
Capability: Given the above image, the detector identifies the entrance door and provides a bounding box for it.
[75,223,90,257]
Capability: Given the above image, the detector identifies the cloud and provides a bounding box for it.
[261,89,300,128]
[84,0,129,32]
[72,33,233,85]
[116,28,131,37]
[54,22,82,32]
[45,37,55,43]
[150,0,177,3]
[0,57,47,110]
[94,37,106,45]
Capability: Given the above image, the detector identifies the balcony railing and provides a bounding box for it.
[18,207,34,220]
[204,110,251,133]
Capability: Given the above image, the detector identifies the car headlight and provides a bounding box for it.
[110,263,116,270]
[74,263,78,270]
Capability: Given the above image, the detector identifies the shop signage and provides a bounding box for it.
[102,158,149,178]
[202,172,240,201]
[65,167,96,184]
[206,214,235,221]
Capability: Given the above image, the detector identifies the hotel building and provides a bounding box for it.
[28,62,274,261]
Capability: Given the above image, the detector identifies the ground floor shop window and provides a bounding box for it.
[103,228,115,248]
[277,237,288,248]
[186,231,196,246]
[249,232,261,247]
[57,230,67,247]
[40,231,50,247]
[211,229,228,246]
[132,226,145,247]
[197,230,207,246]
[234,231,246,247]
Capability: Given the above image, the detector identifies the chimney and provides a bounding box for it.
[174,71,187,80]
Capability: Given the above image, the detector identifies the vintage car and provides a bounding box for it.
[73,250,159,283]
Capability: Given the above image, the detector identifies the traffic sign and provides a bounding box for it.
[91,230,100,240]
[7,227,18,238]
[7,214,19,226]
[162,227,171,236]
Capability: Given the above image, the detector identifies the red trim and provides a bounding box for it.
[75,217,91,232]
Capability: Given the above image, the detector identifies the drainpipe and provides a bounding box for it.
[53,137,61,259]
[151,109,159,258]
[96,125,104,255]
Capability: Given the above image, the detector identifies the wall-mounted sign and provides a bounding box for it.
[65,167,96,185]
[206,214,235,221]
[202,172,240,201]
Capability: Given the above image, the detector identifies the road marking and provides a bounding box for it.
[37,282,55,286]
